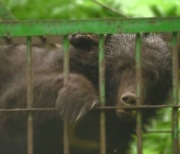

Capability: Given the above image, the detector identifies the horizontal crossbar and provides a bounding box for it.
[0,105,179,112]
[0,17,180,36]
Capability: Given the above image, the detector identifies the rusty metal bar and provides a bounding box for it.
[135,33,143,154]
[98,35,106,154]
[145,130,180,134]
[98,105,180,109]
[0,104,179,112]
[63,35,70,154]
[26,36,33,154]
[171,32,179,154]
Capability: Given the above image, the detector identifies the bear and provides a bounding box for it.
[0,33,172,154]
[69,34,172,154]
[69,33,171,117]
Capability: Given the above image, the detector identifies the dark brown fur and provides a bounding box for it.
[0,34,172,154]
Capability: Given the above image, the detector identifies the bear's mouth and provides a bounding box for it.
[116,108,137,119]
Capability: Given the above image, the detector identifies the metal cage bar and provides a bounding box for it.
[26,36,34,154]
[1,18,180,36]
[63,35,70,154]
[171,32,179,154]
[98,35,106,154]
[135,34,143,154]
[0,18,180,154]
[0,104,179,112]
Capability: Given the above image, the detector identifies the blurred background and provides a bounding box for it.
[0,0,179,154]
[1,0,180,20]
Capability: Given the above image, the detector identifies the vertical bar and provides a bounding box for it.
[26,36,33,154]
[98,35,106,154]
[135,33,143,154]
[63,35,70,154]
[171,32,179,154]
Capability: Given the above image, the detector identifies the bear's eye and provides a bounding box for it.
[143,70,159,81]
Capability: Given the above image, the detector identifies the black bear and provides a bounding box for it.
[0,34,172,154]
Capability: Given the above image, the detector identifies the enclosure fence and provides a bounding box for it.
[0,18,179,154]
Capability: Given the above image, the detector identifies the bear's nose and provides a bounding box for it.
[121,92,137,106]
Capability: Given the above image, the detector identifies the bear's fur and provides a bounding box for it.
[0,34,172,154]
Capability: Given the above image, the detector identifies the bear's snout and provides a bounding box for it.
[116,91,137,117]
[120,92,137,106]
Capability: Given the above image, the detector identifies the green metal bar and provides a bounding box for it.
[98,35,106,154]
[135,34,143,154]
[171,32,179,154]
[1,17,180,36]
[26,36,33,154]
[63,35,70,83]
[63,35,70,154]
[0,2,16,20]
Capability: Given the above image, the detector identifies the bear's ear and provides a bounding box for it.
[69,34,98,51]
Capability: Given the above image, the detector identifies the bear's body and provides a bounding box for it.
[0,34,171,154]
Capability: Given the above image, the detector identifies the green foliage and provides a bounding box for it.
[1,0,180,20]
[116,0,180,17]
[129,108,180,154]
[1,0,117,19]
